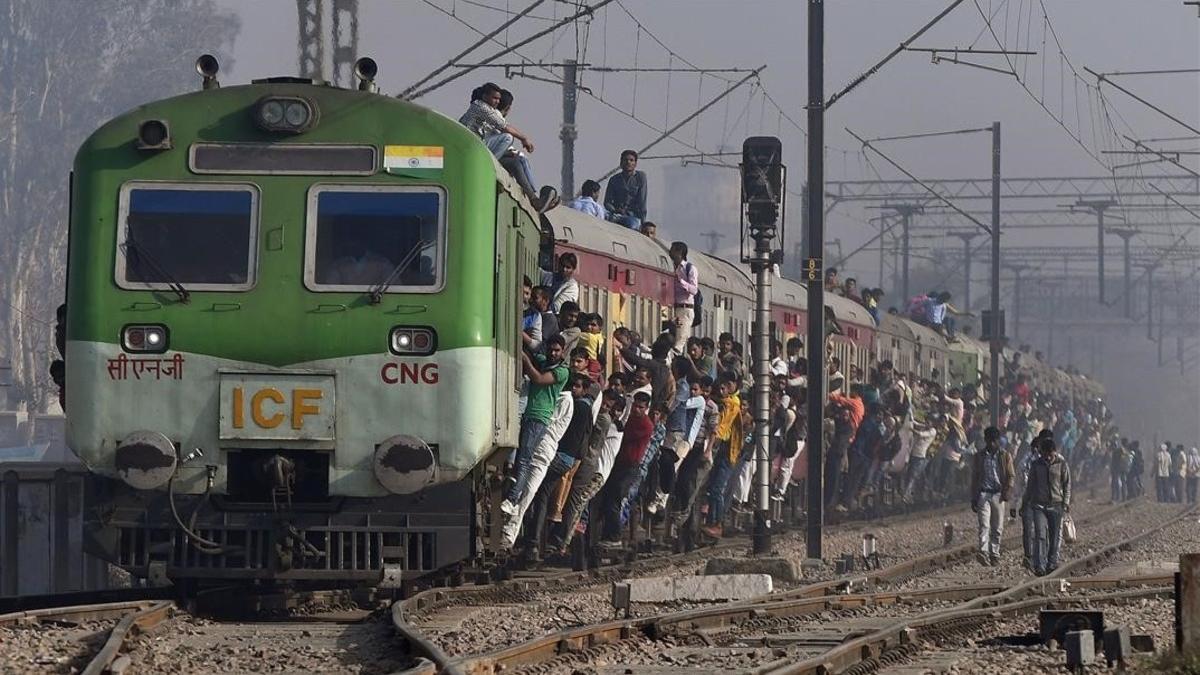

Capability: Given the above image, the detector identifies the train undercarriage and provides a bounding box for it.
[83,463,482,588]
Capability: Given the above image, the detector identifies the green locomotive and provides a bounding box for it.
[67,57,539,584]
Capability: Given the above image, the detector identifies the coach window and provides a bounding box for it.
[305,185,445,292]
[116,182,258,291]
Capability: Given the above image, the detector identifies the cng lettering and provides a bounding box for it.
[231,387,323,430]
[380,362,439,385]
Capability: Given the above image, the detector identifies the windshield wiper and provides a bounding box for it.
[368,239,432,305]
[122,234,191,303]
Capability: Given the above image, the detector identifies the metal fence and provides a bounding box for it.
[1,463,111,597]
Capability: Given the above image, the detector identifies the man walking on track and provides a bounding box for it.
[1021,438,1071,576]
[971,427,1014,566]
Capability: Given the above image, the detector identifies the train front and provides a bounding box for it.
[65,66,509,585]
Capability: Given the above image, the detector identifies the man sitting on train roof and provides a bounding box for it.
[567,180,606,219]
[458,82,558,212]
[640,221,658,239]
[604,150,648,229]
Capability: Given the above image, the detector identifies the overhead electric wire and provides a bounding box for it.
[406,0,614,100]
[415,0,726,167]
[402,0,548,98]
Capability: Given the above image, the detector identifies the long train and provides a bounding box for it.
[61,57,1102,587]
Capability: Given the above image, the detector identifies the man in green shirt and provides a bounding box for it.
[503,334,569,514]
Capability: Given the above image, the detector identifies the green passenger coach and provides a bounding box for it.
[65,58,540,584]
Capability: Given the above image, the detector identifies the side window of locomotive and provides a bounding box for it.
[116,182,258,290]
[306,185,445,292]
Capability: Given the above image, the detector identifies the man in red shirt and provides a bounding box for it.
[1011,373,1031,406]
[598,392,653,543]
[825,384,865,508]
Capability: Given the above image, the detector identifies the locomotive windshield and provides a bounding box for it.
[116,183,258,291]
[305,186,444,292]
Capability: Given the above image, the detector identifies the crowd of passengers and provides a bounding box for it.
[502,242,1130,577]
[822,267,971,340]
[458,80,1155,575]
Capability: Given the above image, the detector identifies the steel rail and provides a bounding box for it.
[0,600,175,675]
[0,599,168,627]
[764,504,1196,675]
[80,601,173,675]
[445,498,1139,673]
[396,499,966,621]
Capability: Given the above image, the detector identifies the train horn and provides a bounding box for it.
[354,57,378,92]
[196,54,220,90]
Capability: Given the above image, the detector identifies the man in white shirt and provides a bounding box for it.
[552,390,622,553]
[901,420,938,502]
[669,241,699,357]
[500,384,577,549]
[567,180,606,219]
[540,252,579,313]
[769,339,788,377]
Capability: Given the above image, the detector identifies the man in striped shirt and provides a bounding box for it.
[458,83,556,211]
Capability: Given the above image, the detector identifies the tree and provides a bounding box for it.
[0,0,239,413]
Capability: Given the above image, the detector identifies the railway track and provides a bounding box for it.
[0,491,966,674]
[406,499,1191,675]
[4,489,1176,674]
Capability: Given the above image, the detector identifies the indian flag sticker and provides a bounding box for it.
[384,145,444,172]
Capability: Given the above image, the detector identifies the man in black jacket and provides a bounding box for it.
[1021,438,1071,576]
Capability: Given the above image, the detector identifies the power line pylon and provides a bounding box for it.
[297,0,359,87]
[700,230,725,254]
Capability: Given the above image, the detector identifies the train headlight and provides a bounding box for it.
[121,324,169,354]
[136,119,172,151]
[253,96,317,134]
[259,100,284,126]
[389,326,437,356]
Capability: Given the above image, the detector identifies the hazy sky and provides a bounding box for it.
[214,0,1199,273]
[198,1,1200,436]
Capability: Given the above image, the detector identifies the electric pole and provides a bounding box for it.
[1073,199,1117,305]
[988,121,1001,428]
[804,0,825,563]
[701,230,726,254]
[1110,227,1137,318]
[881,204,923,301]
[1145,264,1158,339]
[1007,263,1028,341]
[951,231,978,310]
[560,59,579,196]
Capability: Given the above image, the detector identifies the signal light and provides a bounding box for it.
[121,324,169,354]
[136,119,172,151]
[253,96,317,134]
[389,327,436,356]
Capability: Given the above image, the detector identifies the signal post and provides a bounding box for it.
[740,137,785,555]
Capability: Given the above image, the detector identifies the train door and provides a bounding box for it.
[492,203,521,447]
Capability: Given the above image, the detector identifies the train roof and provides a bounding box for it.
[695,251,754,298]
[547,206,671,273]
[826,292,874,327]
[877,313,948,350]
[947,335,989,357]
[771,275,807,309]
[768,275,875,328]
[544,205,758,299]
